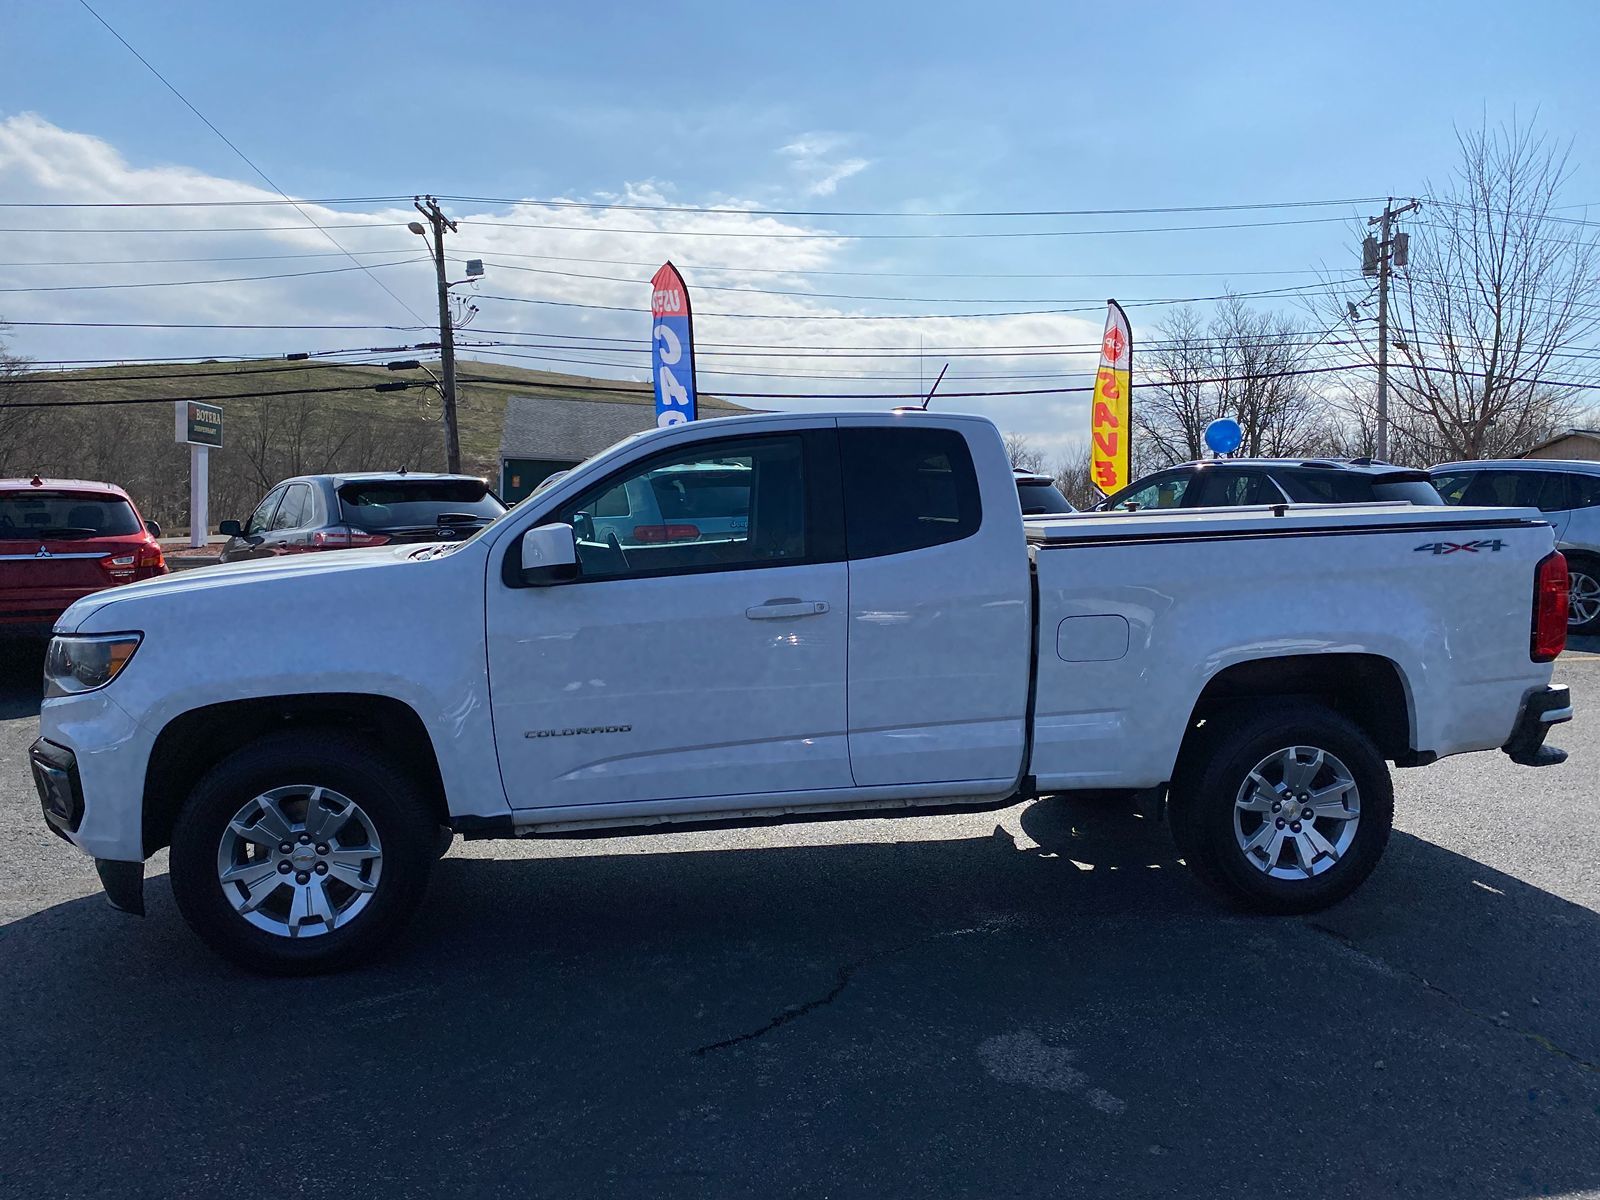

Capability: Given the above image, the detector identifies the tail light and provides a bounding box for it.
[632,524,700,543]
[312,526,391,549]
[101,553,137,582]
[1532,551,1569,662]
[135,541,166,579]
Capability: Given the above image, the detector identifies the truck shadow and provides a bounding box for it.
[0,794,1596,1198]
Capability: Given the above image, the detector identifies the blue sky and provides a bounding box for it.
[2,0,1598,448]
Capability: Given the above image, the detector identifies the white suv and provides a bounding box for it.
[1432,459,1600,633]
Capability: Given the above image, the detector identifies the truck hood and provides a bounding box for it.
[56,545,453,632]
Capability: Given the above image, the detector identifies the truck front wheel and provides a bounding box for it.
[1170,703,1394,914]
[169,730,437,974]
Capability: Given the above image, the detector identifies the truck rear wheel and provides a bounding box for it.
[169,730,436,974]
[1170,703,1393,914]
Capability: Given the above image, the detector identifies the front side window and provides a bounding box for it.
[1430,472,1473,505]
[839,427,981,558]
[1458,470,1567,511]
[554,434,809,580]
[1108,471,1192,512]
[244,487,285,537]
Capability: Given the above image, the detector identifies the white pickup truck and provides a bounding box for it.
[31,411,1573,973]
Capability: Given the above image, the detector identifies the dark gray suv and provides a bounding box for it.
[218,473,505,563]
[1098,459,1443,512]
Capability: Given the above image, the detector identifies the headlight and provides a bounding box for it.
[44,633,142,699]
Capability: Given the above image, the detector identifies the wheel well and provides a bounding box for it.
[142,693,448,856]
[1182,653,1414,764]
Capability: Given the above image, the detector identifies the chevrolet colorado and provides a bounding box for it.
[31,411,1573,972]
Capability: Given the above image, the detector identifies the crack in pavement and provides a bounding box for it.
[692,917,1020,1056]
[1307,921,1600,1075]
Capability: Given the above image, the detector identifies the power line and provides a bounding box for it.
[0,257,428,294]
[0,196,416,209]
[472,258,1364,305]
[439,195,1384,219]
[473,279,1344,320]
[0,194,1386,218]
[0,222,415,233]
[460,215,1352,240]
[75,0,429,326]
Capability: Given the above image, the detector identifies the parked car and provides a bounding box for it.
[1014,469,1075,516]
[1430,459,1600,634]
[0,476,165,638]
[34,412,1569,972]
[218,473,506,563]
[1097,459,1444,511]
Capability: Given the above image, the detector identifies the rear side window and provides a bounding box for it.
[0,491,141,538]
[270,483,313,531]
[1196,470,1283,507]
[1568,472,1600,510]
[840,427,981,559]
[1278,471,1370,503]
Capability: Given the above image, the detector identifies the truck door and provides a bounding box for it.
[837,419,1033,788]
[486,427,853,810]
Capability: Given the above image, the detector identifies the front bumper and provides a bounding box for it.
[1502,684,1572,766]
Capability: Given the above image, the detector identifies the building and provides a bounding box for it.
[497,380,751,503]
[1521,429,1600,462]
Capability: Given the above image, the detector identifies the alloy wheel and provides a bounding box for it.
[1569,569,1600,629]
[1232,746,1361,880]
[215,785,383,938]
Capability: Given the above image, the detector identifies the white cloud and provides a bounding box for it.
[779,131,871,197]
[0,114,1103,449]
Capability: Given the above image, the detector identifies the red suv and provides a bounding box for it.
[0,477,167,638]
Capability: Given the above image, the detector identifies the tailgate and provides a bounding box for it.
[0,543,114,622]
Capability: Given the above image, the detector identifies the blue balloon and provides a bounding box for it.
[1204,417,1243,456]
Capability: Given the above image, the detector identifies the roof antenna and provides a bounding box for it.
[919,362,949,410]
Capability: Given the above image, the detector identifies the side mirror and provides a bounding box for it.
[144,519,162,539]
[218,519,243,537]
[520,523,579,586]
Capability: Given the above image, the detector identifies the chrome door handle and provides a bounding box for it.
[746,598,830,620]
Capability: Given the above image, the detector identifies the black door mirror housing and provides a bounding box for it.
[218,519,243,537]
[144,519,162,539]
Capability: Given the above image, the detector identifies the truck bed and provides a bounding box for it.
[1024,501,1553,793]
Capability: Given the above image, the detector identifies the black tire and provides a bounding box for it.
[170,730,437,974]
[1169,702,1393,914]
[1565,554,1600,636]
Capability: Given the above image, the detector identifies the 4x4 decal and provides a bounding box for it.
[1414,539,1507,555]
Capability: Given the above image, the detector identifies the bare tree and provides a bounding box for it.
[0,327,41,476]
[1135,299,1326,467]
[1324,118,1600,461]
[1002,432,1047,472]
[1051,440,1100,510]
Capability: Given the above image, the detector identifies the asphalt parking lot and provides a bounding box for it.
[1,641,1597,1200]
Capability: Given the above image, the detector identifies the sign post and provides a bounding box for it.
[650,261,698,427]
[174,401,224,549]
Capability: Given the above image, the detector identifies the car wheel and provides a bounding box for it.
[1566,556,1600,635]
[1170,702,1393,914]
[170,730,436,974]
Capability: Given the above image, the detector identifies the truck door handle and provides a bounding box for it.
[746,598,830,620]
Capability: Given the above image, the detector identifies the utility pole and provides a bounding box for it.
[411,196,461,473]
[1364,197,1419,462]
